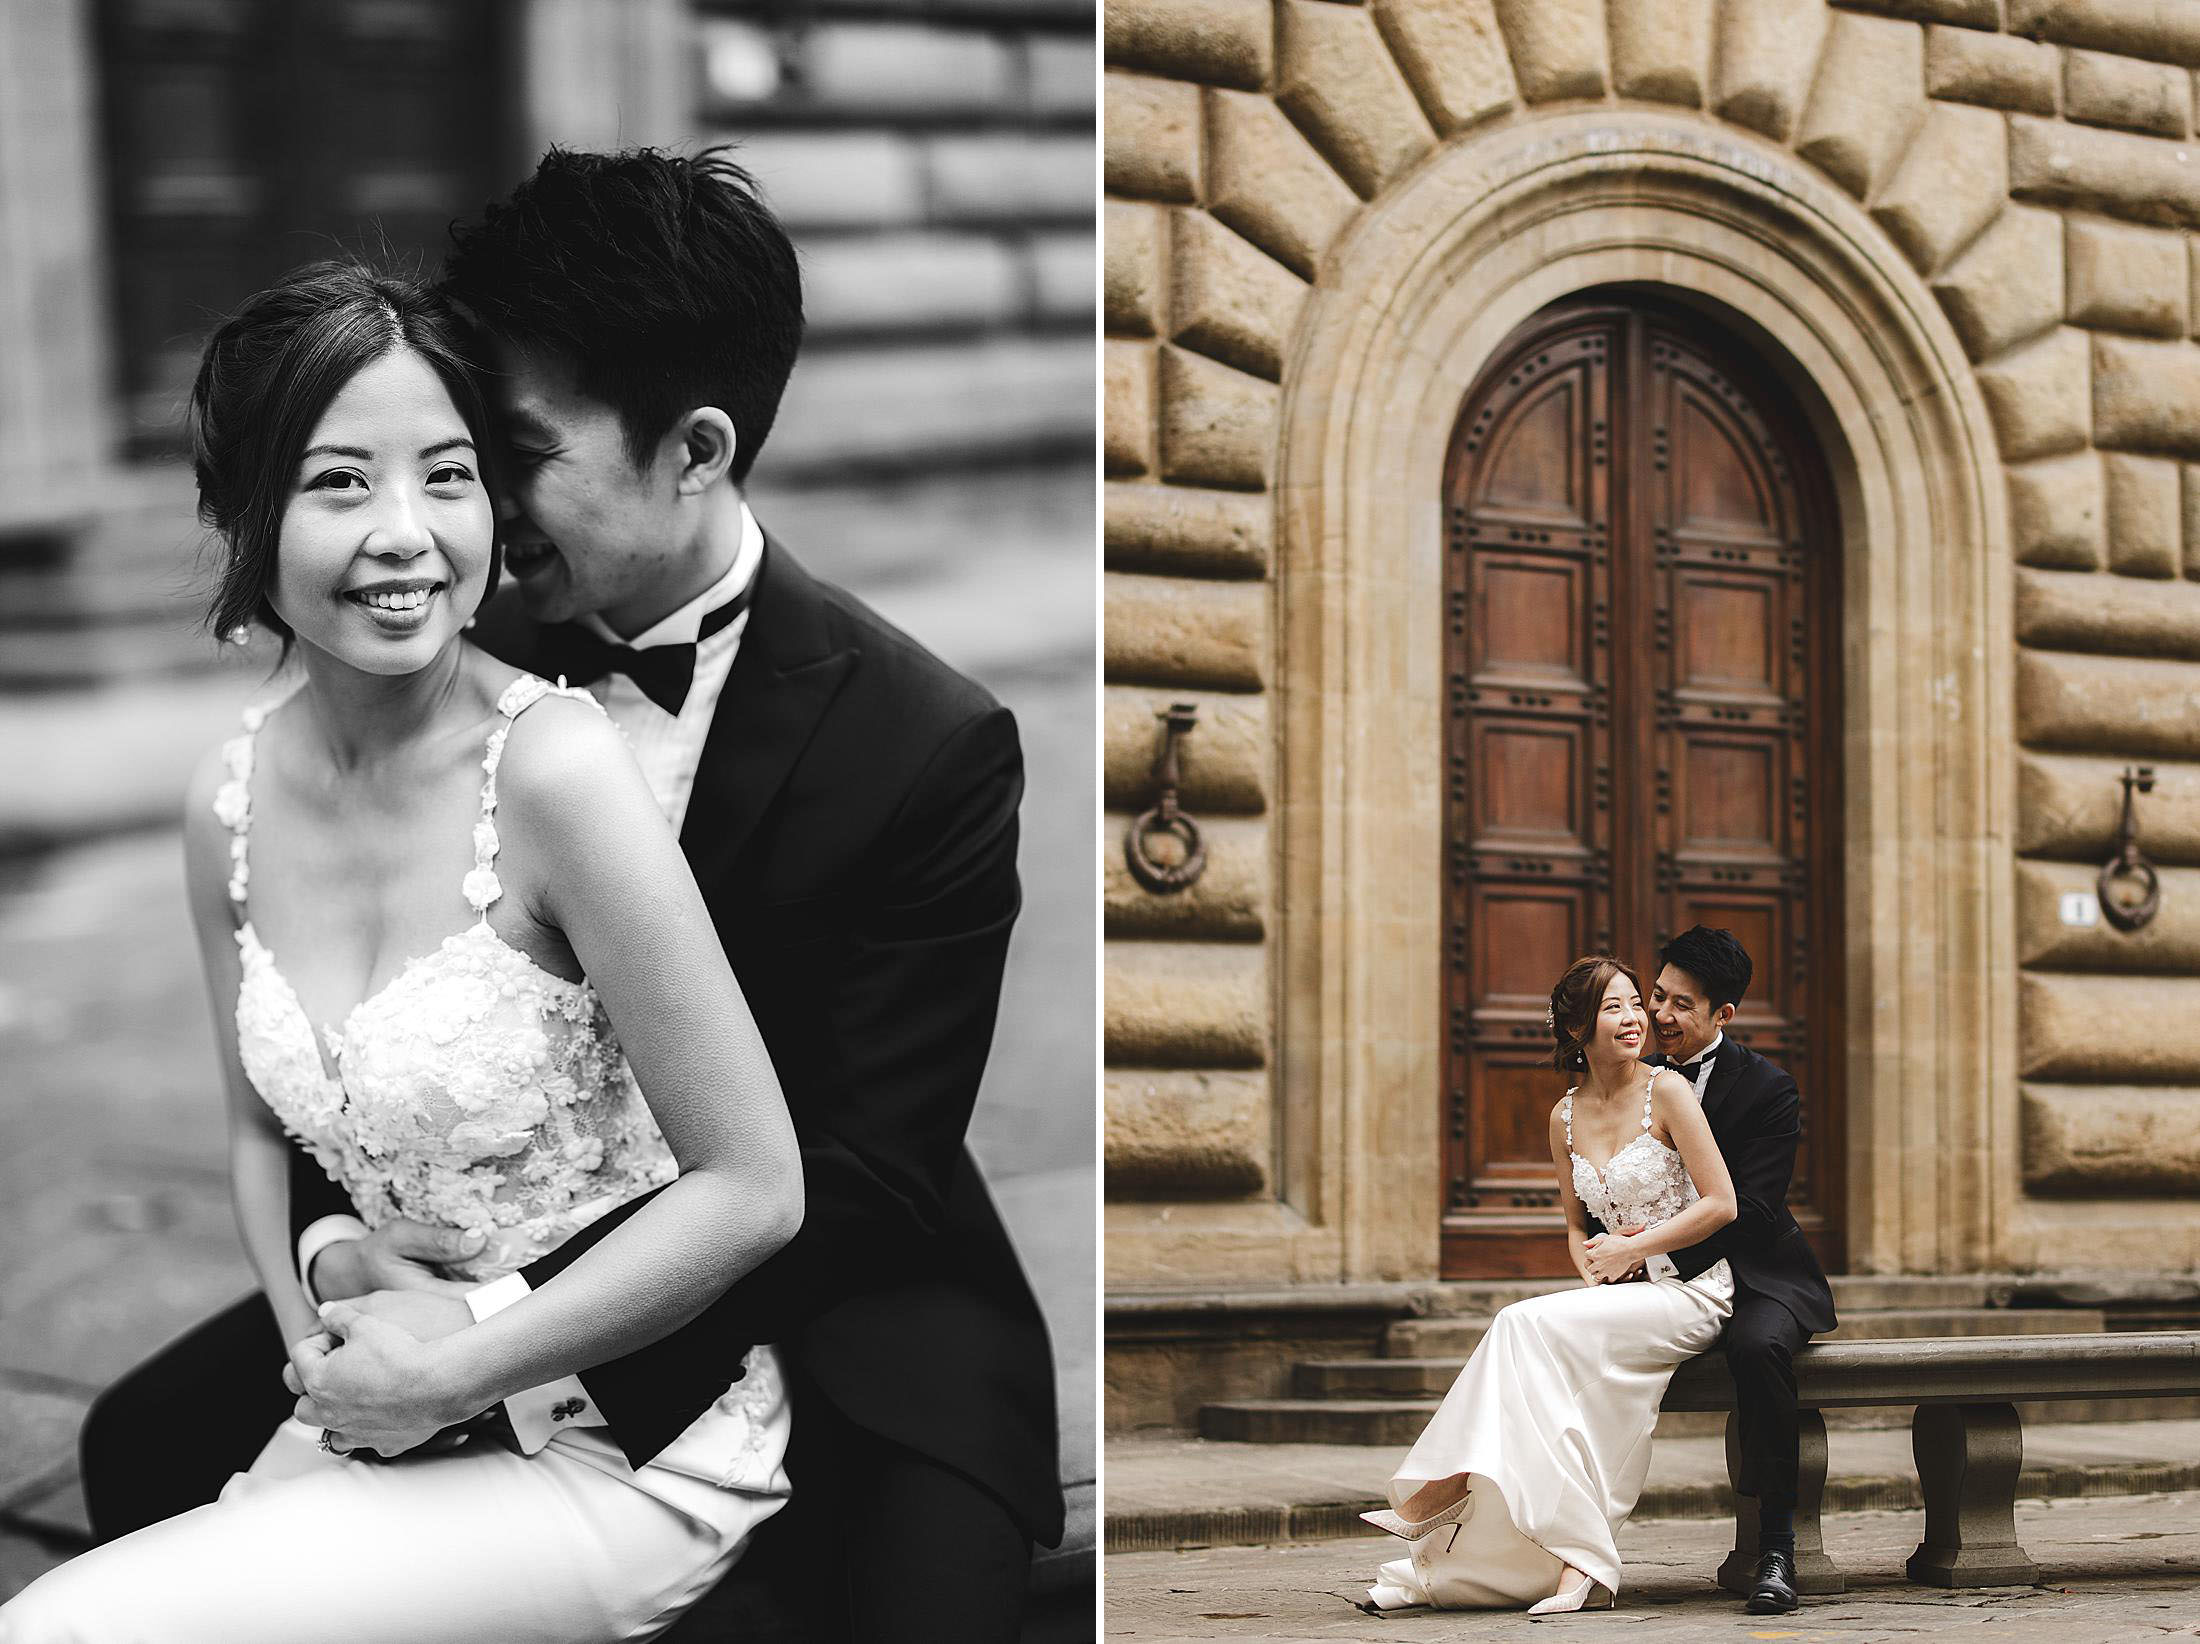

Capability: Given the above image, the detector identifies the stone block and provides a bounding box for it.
[2104,453,2183,577]
[1105,940,1269,1067]
[2021,971,2200,1081]
[735,132,925,231]
[2006,0,2200,69]
[1104,571,1269,691]
[2017,858,2200,969]
[1104,685,1268,814]
[802,232,1021,336]
[2018,750,2200,861]
[2092,334,2200,459]
[1371,0,1516,132]
[924,133,1090,223]
[786,22,1017,116]
[2066,217,2187,336]
[1104,812,1269,941]
[2187,462,2200,576]
[1105,203,1162,336]
[1924,26,2058,114]
[1106,339,1156,477]
[2009,114,2200,229]
[1158,345,1277,490]
[1105,1068,1272,1197]
[2023,1084,2200,1196]
[1974,328,2092,461]
[1932,205,2064,361]
[1028,231,1095,322]
[1797,10,1930,200]
[2006,452,2105,570]
[1490,0,1609,104]
[1834,0,1998,23]
[1714,0,1832,141]
[1103,0,1272,91]
[2015,566,2200,657]
[2065,46,2189,137]
[1026,35,1096,119]
[2017,648,2200,756]
[1104,481,1272,578]
[1105,73,1201,204]
[1607,0,1712,106]
[1169,210,1307,382]
[1205,87,1362,281]
[1871,101,2007,273]
[1275,0,1436,200]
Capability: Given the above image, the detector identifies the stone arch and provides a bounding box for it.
[1268,110,2014,1281]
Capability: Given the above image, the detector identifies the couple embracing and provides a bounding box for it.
[1,148,1059,1642]
[1361,926,1836,1617]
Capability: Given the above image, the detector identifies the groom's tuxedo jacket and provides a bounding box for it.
[1631,1038,1837,1335]
[288,538,1063,1546]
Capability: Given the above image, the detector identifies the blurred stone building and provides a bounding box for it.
[0,0,1091,683]
[1105,0,2200,1431]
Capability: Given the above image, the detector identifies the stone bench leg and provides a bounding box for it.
[1714,1407,1844,1596]
[1905,1402,2040,1587]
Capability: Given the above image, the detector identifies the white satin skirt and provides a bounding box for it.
[0,1346,791,1644]
[1368,1265,1733,1610]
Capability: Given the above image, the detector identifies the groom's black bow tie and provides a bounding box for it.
[555,586,753,716]
[1673,1049,1717,1078]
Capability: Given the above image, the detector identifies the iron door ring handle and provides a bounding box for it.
[1126,808,1205,894]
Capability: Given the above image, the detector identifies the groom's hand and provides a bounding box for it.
[288,1300,477,1458]
[1582,1231,1643,1284]
[311,1220,485,1303]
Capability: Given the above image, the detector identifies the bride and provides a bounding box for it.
[1362,955,1737,1615]
[0,263,802,1642]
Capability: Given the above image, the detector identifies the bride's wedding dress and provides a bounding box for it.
[1,678,789,1644]
[1367,1079,1733,1611]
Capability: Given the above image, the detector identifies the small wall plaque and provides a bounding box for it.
[2058,892,2099,929]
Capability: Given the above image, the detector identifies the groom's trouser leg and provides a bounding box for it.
[1723,1294,1810,1510]
[80,1291,291,1543]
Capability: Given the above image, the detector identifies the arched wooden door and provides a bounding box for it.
[1439,293,1845,1280]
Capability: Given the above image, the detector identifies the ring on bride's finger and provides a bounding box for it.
[318,1429,341,1455]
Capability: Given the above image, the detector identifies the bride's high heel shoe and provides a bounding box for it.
[1357,1490,1470,1541]
[1526,1567,1613,1616]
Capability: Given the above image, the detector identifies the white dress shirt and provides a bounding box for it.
[1645,1031,1724,1283]
[298,503,767,1452]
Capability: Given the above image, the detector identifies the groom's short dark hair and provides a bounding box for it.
[441,146,802,484]
[1658,926,1752,1012]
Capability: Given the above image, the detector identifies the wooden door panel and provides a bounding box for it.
[1443,297,1843,1279]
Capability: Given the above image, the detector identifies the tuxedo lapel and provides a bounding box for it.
[680,536,859,882]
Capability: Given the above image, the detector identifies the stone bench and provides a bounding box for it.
[1659,1330,2200,1594]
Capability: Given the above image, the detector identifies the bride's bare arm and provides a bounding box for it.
[1624,1071,1738,1259]
[183,744,323,1350]
[411,698,802,1416]
[1548,1102,1597,1284]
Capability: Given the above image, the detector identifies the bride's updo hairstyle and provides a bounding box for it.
[191,260,502,653]
[1547,954,1643,1073]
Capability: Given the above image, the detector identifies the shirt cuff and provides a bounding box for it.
[296,1214,370,1310]
[1647,1252,1679,1282]
[463,1273,605,1454]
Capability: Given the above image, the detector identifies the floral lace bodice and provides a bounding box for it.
[222,675,676,1282]
[1564,1076,1711,1239]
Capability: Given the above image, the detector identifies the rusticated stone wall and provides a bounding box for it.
[1106,0,2200,1289]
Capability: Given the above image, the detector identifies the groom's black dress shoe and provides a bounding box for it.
[1745,1548,1800,1613]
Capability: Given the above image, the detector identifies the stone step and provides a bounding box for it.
[1407,1274,2000,1317]
[1383,1304,2101,1360]
[1202,1390,2200,1447]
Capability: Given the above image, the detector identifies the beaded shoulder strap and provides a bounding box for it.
[467,676,607,927]
[213,699,279,916]
[1562,1091,1575,1152]
[1641,1067,1657,1131]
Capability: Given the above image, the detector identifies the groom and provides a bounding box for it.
[80,148,1062,1641]
[1627,926,1836,1615]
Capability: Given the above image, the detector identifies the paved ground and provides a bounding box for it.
[1104,1424,2200,1553]
[1103,1491,2200,1641]
[0,496,1097,1612]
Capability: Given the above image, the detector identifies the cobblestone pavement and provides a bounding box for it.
[0,534,1096,1605]
[1102,1492,2200,1642]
